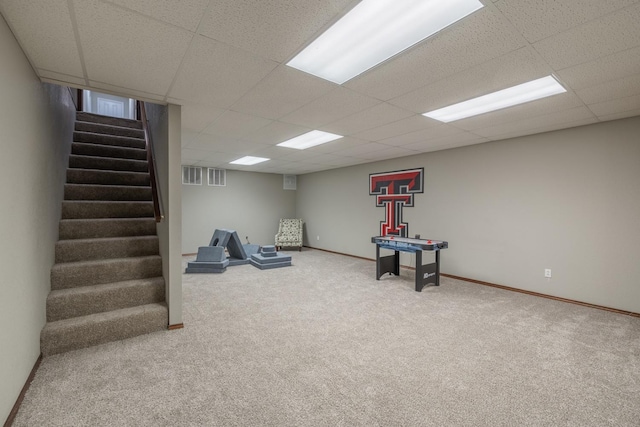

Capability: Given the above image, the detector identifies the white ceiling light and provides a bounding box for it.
[277,130,343,150]
[286,0,484,84]
[229,156,270,165]
[423,75,567,123]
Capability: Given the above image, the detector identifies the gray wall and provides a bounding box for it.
[146,103,183,326]
[182,171,296,253]
[296,117,640,313]
[0,16,76,424]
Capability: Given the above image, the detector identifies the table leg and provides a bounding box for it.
[415,250,423,292]
[435,249,440,286]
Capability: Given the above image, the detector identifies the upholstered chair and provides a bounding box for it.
[275,218,303,251]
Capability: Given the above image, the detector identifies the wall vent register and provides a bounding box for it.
[182,166,202,185]
[208,168,226,186]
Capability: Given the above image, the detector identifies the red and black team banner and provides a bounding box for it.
[369,168,424,238]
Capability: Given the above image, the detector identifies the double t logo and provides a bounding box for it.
[369,168,424,237]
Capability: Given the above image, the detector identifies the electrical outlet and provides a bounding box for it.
[316,235,320,241]
[545,269,552,278]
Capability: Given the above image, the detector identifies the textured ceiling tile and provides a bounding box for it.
[88,81,166,102]
[351,115,436,142]
[389,46,551,114]
[240,121,310,145]
[201,110,272,139]
[197,0,352,62]
[305,137,369,154]
[108,0,210,31]
[557,46,640,90]
[344,8,527,100]
[596,109,640,122]
[402,131,488,152]
[330,142,391,157]
[588,94,640,117]
[356,146,420,161]
[376,124,462,147]
[0,0,83,76]
[575,73,640,105]
[75,0,193,96]
[231,66,335,120]
[181,103,226,133]
[494,0,639,43]
[533,4,640,69]
[473,106,597,138]
[452,92,585,131]
[320,103,414,136]
[169,35,278,108]
[280,87,381,128]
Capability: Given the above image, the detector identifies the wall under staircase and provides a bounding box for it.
[40,112,168,356]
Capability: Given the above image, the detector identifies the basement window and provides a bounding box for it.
[208,168,226,187]
[182,166,202,185]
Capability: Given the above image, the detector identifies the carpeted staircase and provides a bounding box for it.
[40,112,168,356]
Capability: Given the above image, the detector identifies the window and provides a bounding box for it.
[182,166,202,185]
[208,168,226,186]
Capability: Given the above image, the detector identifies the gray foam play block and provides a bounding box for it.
[261,245,276,253]
[185,266,227,274]
[227,258,250,266]
[185,258,229,274]
[250,259,291,270]
[251,253,292,264]
[195,246,226,262]
[243,244,260,257]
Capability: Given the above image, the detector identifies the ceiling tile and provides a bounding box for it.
[533,3,640,69]
[231,65,335,120]
[108,0,210,31]
[330,142,391,157]
[240,121,310,145]
[182,147,217,161]
[75,0,193,96]
[389,46,551,114]
[351,115,436,142]
[344,8,527,100]
[197,0,353,62]
[201,110,272,139]
[494,0,639,43]
[376,124,463,147]
[588,94,640,117]
[88,80,166,102]
[597,109,640,122]
[402,131,488,152]
[473,106,597,138]
[0,0,83,76]
[321,103,414,136]
[356,146,421,161]
[169,35,278,108]
[557,46,640,91]
[305,137,369,154]
[576,73,640,105]
[280,87,381,128]
[181,103,226,133]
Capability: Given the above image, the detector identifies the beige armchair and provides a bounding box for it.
[275,218,303,251]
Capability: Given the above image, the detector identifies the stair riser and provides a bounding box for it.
[46,279,165,322]
[51,256,163,290]
[76,112,142,130]
[55,236,159,263]
[59,219,157,239]
[74,131,146,150]
[65,184,152,201]
[75,121,145,139]
[62,201,154,219]
[69,155,148,173]
[41,303,167,356]
[66,169,150,187]
[72,142,147,161]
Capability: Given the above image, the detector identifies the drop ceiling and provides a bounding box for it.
[2,0,639,175]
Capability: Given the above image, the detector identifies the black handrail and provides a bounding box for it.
[137,101,164,222]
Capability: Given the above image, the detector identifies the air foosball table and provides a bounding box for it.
[371,235,448,292]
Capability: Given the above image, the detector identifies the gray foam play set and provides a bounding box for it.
[185,229,291,273]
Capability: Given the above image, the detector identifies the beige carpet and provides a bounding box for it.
[13,249,640,426]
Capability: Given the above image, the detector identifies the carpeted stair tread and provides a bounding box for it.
[76,112,142,129]
[66,169,150,186]
[46,277,165,322]
[71,142,147,161]
[59,217,157,239]
[55,235,160,263]
[62,201,154,219]
[64,183,152,201]
[40,302,167,356]
[69,154,148,172]
[74,131,146,150]
[75,121,145,139]
[51,255,163,290]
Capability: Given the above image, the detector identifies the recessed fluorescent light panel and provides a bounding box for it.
[423,75,567,123]
[277,130,343,150]
[229,156,269,165]
[287,0,484,84]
